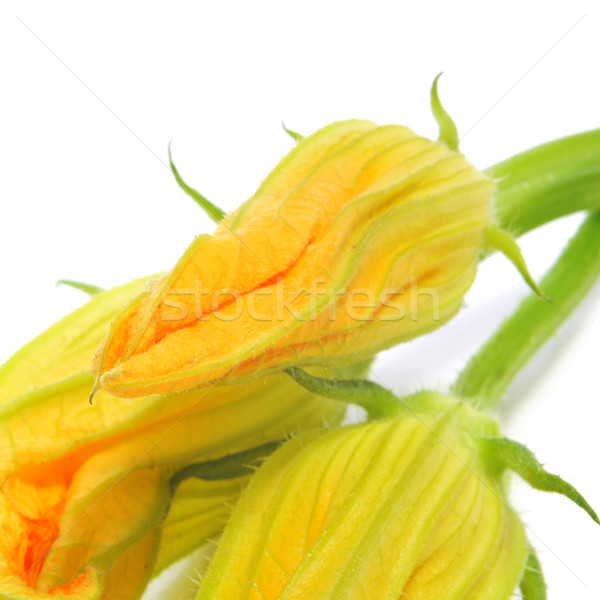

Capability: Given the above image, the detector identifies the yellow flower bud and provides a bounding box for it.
[92,121,492,397]
[0,277,346,600]
[195,394,527,600]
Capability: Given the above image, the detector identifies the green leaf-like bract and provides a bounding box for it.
[519,546,547,600]
[168,145,226,223]
[430,72,459,150]
[282,121,303,143]
[483,224,548,300]
[482,437,599,525]
[57,279,104,296]
[454,212,600,408]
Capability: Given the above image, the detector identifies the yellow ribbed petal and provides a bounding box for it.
[97,531,159,600]
[463,509,527,600]
[154,477,246,575]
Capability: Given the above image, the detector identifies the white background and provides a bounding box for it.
[1,2,599,598]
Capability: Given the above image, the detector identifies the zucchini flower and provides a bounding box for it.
[92,111,493,398]
[194,391,598,600]
[0,278,347,600]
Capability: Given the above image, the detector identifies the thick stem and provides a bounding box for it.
[487,129,600,236]
[453,211,600,409]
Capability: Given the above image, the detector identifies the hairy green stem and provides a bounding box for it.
[286,367,402,419]
[453,211,600,409]
[488,129,600,236]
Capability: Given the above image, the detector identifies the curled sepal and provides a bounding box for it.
[168,145,225,224]
[454,212,600,409]
[169,440,283,491]
[57,279,104,296]
[282,121,303,143]
[484,225,549,300]
[286,367,401,419]
[481,437,600,524]
[431,72,459,150]
[519,545,547,600]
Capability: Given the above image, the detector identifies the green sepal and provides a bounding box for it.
[454,212,600,409]
[483,225,549,301]
[168,144,226,223]
[282,121,303,143]
[169,440,283,493]
[519,545,547,600]
[286,367,401,419]
[56,279,104,296]
[482,437,599,525]
[430,72,459,150]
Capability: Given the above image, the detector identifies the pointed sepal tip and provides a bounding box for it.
[168,143,226,224]
[282,121,303,143]
[430,72,460,151]
[484,225,551,302]
[482,437,599,525]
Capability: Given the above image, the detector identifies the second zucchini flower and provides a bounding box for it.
[194,390,598,599]
[195,394,526,600]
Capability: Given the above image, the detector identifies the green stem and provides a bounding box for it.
[286,367,402,419]
[453,211,600,409]
[488,129,600,236]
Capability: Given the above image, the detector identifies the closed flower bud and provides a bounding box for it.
[195,393,528,600]
[0,277,346,600]
[92,120,492,398]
